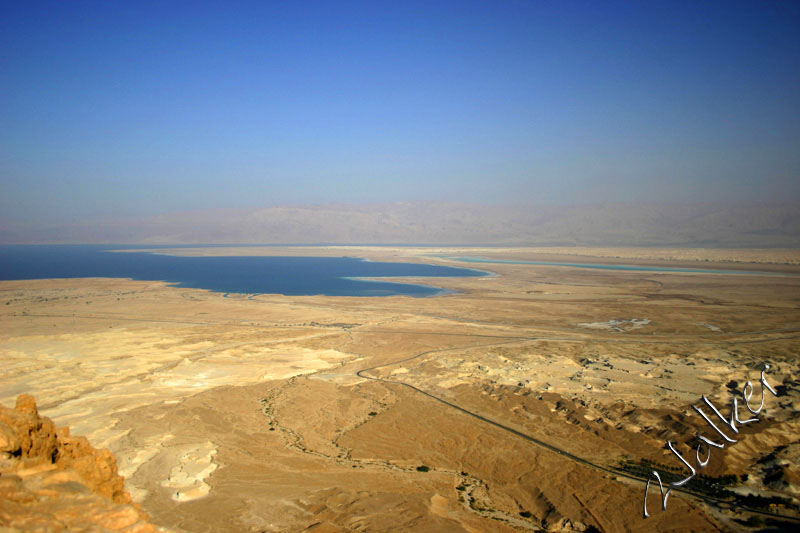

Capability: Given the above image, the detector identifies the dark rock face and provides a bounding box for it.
[0,394,160,532]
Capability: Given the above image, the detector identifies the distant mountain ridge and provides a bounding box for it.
[3,202,799,247]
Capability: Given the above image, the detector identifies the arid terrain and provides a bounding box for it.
[2,246,799,532]
[5,202,799,248]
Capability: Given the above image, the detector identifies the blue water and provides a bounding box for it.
[450,256,785,276]
[0,246,485,297]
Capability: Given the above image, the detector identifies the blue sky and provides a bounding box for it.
[1,0,798,224]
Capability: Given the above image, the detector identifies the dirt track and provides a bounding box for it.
[2,246,799,531]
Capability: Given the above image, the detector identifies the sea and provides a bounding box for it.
[450,256,785,276]
[0,245,486,297]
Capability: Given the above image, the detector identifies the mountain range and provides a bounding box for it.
[3,202,799,247]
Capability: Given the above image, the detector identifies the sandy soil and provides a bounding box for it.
[1,246,799,532]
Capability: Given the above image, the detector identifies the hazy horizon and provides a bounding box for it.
[2,1,799,237]
[3,200,799,247]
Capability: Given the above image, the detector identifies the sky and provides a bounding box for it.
[2,0,799,225]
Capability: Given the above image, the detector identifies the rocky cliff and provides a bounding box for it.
[0,394,160,531]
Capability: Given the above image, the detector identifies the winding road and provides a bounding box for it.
[355,337,800,523]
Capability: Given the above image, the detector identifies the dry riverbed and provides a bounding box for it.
[2,246,799,531]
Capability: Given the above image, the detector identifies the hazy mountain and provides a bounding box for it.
[2,202,799,247]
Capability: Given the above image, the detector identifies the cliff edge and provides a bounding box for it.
[0,394,160,531]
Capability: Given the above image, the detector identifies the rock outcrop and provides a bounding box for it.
[0,394,160,531]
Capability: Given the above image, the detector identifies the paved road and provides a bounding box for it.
[355,339,800,523]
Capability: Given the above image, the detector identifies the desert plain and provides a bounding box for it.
[2,246,800,532]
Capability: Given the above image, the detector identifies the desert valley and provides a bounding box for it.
[2,245,799,532]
